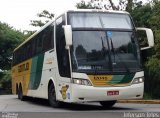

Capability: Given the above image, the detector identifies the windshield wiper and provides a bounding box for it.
[110,38,116,65]
[109,38,130,73]
[100,37,113,71]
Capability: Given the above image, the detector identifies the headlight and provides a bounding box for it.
[72,78,92,86]
[132,77,144,84]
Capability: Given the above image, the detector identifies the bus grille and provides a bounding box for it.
[88,74,134,87]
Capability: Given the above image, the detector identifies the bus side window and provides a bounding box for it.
[43,23,54,51]
[32,38,36,57]
[22,45,25,61]
[56,16,71,78]
[26,41,32,59]
[36,33,43,54]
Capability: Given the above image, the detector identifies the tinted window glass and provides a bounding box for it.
[12,22,55,66]
[69,12,132,29]
[35,33,43,54]
[71,31,141,74]
[56,16,71,77]
[43,24,54,51]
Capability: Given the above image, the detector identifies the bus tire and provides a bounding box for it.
[100,100,117,108]
[18,84,26,101]
[48,84,61,108]
[17,86,20,99]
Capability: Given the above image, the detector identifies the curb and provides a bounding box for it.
[118,100,160,104]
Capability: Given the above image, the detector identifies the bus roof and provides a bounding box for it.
[13,9,129,52]
[66,9,129,14]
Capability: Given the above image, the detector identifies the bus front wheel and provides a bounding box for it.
[48,84,62,108]
[100,100,117,108]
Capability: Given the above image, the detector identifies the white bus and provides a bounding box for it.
[12,9,154,108]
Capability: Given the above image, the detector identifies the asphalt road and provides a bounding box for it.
[0,95,160,118]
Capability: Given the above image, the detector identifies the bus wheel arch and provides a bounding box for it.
[48,78,56,96]
[48,80,54,92]
[48,79,61,108]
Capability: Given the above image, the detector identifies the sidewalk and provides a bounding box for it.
[118,100,160,104]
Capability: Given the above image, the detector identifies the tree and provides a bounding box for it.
[145,1,160,98]
[130,0,160,99]
[76,0,143,12]
[76,0,114,9]
[0,70,12,94]
[0,22,26,70]
[30,10,54,27]
[0,22,26,94]
[76,1,97,9]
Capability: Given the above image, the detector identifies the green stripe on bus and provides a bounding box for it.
[29,53,44,90]
[108,74,134,84]
[118,74,134,84]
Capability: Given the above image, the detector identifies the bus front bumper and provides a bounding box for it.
[70,83,144,102]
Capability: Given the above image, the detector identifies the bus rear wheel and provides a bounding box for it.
[18,85,26,101]
[48,84,62,108]
[100,100,117,108]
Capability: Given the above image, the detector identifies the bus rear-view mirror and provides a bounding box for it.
[63,25,72,49]
[136,28,154,50]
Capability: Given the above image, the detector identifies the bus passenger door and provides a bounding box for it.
[55,16,72,102]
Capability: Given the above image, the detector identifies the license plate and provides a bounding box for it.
[107,91,119,96]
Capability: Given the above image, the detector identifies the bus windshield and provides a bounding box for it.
[68,12,141,74]
[69,12,133,29]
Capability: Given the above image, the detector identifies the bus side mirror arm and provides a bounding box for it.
[136,27,154,50]
[63,25,73,50]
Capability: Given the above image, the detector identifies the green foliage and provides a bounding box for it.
[30,10,54,27]
[30,20,45,27]
[143,93,153,99]
[37,10,54,19]
[131,1,160,99]
[149,1,160,30]
[0,22,26,70]
[1,71,11,89]
[153,30,160,58]
[0,72,4,87]
[0,70,12,94]
[76,0,143,11]
[146,58,160,77]
[76,0,102,9]
[0,22,26,94]
[130,4,152,27]
[144,57,160,98]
